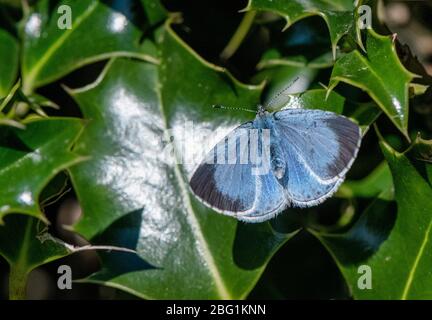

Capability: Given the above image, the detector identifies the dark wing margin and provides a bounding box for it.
[189,163,254,213]
[274,108,362,206]
[274,109,361,180]
[189,122,256,215]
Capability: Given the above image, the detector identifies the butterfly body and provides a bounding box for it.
[190,106,362,223]
[253,109,287,180]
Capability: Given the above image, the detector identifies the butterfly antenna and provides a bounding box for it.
[265,76,300,110]
[212,104,257,114]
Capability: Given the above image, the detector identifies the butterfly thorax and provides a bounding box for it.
[253,108,274,129]
[252,111,287,181]
[257,105,267,117]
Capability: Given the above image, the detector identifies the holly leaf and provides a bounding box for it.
[246,0,357,57]
[257,18,347,71]
[329,30,416,138]
[140,0,166,26]
[313,135,432,299]
[258,50,339,70]
[0,28,18,98]
[0,118,84,222]
[0,214,70,299]
[21,0,159,92]
[338,161,393,199]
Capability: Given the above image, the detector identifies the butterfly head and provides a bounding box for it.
[257,105,267,117]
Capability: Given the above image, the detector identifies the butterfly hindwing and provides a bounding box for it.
[239,169,287,222]
[273,109,361,207]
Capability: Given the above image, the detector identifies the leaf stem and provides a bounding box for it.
[220,10,256,61]
[8,267,28,300]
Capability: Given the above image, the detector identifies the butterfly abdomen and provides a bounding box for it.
[270,143,286,180]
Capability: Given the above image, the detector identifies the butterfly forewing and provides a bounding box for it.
[189,122,256,214]
[189,121,288,221]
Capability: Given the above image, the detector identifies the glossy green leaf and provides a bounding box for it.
[246,0,356,56]
[314,136,432,299]
[0,80,58,120]
[39,171,70,207]
[140,0,166,26]
[67,23,300,299]
[253,65,318,104]
[329,30,415,137]
[0,118,84,222]
[338,162,393,199]
[343,101,382,134]
[21,0,159,92]
[257,19,346,71]
[0,29,18,98]
[0,80,20,115]
[258,50,338,70]
[0,214,69,299]
[282,89,345,113]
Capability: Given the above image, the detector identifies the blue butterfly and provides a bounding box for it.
[189,88,362,223]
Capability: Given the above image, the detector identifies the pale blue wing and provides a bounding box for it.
[282,146,345,207]
[190,122,287,220]
[190,122,255,214]
[239,171,287,222]
[273,108,361,206]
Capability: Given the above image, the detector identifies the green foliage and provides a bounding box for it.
[247,0,357,56]
[314,136,432,299]
[0,118,84,221]
[21,0,158,92]
[0,29,18,97]
[329,30,415,137]
[0,0,430,300]
[0,215,70,299]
